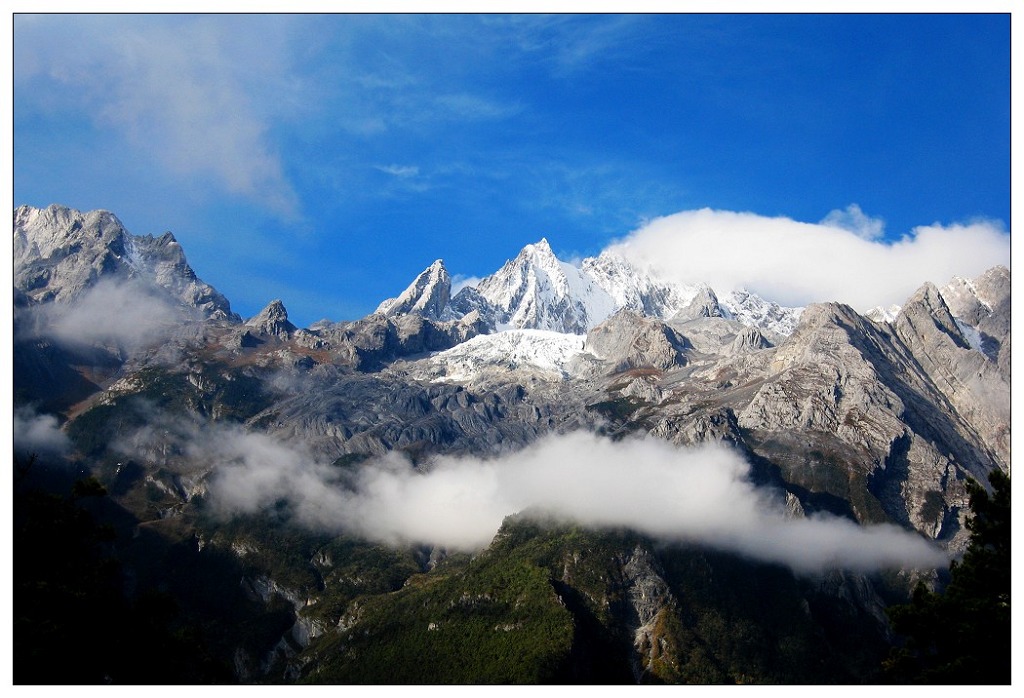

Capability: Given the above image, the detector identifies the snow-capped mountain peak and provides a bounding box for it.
[376,259,451,320]
[380,236,804,337]
[466,239,616,333]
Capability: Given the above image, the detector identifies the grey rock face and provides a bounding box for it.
[617,545,677,682]
[726,295,1005,545]
[245,300,298,340]
[298,312,486,373]
[726,326,772,355]
[894,281,1010,472]
[940,266,1011,379]
[585,310,690,373]
[13,204,237,321]
[672,285,723,321]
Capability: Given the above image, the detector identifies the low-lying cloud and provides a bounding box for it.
[607,208,1009,311]
[32,278,184,351]
[14,407,71,459]
[194,427,946,575]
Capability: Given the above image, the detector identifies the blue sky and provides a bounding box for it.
[13,13,1011,326]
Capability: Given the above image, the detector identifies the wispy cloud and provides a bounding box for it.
[375,164,420,178]
[432,93,522,121]
[15,15,300,216]
[821,203,886,240]
[608,208,1009,310]
[495,14,654,77]
[451,274,483,294]
[30,278,187,350]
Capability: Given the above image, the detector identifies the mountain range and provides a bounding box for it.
[12,204,1011,684]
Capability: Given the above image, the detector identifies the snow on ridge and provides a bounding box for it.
[421,329,587,383]
[865,304,902,324]
[719,290,803,337]
[954,319,985,353]
[382,239,806,338]
[942,275,993,313]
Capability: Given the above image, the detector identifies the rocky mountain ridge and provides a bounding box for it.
[14,204,237,321]
[378,236,803,337]
[12,203,1011,684]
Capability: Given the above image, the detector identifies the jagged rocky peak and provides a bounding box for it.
[477,237,566,302]
[246,299,297,339]
[941,265,1010,319]
[14,203,129,265]
[469,237,615,334]
[727,325,772,354]
[522,236,556,262]
[581,251,692,318]
[376,259,451,320]
[941,266,1010,337]
[14,204,132,302]
[13,203,238,322]
[765,300,881,376]
[895,282,969,350]
[383,237,805,338]
[865,304,902,324]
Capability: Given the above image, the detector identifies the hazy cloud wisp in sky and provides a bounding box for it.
[15,16,299,216]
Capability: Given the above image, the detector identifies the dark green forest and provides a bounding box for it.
[13,450,1010,684]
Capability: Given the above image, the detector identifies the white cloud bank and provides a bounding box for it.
[607,208,1009,310]
[202,429,946,575]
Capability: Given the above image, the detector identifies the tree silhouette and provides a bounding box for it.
[884,469,1010,684]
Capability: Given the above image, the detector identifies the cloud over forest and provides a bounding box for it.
[14,407,71,459]
[153,425,948,575]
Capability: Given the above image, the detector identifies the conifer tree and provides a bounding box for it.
[884,469,1010,684]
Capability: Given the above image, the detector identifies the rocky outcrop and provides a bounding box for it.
[672,285,723,321]
[726,325,772,355]
[894,282,1009,471]
[300,311,487,372]
[617,546,679,682]
[585,310,690,373]
[244,300,297,340]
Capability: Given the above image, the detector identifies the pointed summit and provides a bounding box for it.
[376,259,452,320]
[518,238,559,270]
[468,238,615,333]
[530,237,552,253]
[246,299,297,339]
[895,282,969,350]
